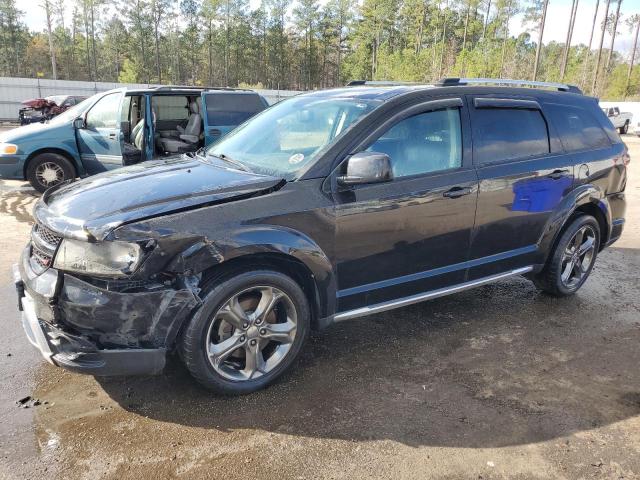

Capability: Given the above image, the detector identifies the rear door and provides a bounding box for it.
[76,91,124,174]
[201,92,268,146]
[467,96,574,280]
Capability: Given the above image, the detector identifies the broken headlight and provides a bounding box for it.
[53,239,142,277]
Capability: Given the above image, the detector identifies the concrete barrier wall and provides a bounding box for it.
[0,77,300,121]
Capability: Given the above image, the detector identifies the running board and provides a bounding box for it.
[333,266,533,322]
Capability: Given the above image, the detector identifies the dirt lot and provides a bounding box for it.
[1,136,639,480]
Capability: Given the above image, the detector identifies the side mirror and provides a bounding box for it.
[337,151,393,187]
[73,117,85,129]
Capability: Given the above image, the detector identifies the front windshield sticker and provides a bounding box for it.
[288,153,305,165]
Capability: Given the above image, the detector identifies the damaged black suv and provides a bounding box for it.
[15,78,628,394]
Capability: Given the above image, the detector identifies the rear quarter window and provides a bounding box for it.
[205,93,266,126]
[472,107,550,164]
[593,103,623,144]
[545,103,611,152]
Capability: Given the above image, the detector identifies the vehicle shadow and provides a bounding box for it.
[97,250,640,448]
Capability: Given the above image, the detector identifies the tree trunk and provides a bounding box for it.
[155,22,162,83]
[560,0,578,80]
[580,0,600,88]
[431,0,441,79]
[500,0,512,77]
[225,0,230,86]
[532,0,549,81]
[71,10,77,79]
[461,1,470,75]
[604,0,622,74]
[90,1,98,81]
[624,17,640,99]
[482,0,491,40]
[592,0,611,95]
[439,0,449,78]
[337,12,343,84]
[82,3,92,81]
[43,0,58,80]
[208,19,213,87]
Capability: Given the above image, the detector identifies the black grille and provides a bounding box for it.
[33,224,62,247]
[30,223,62,272]
[31,245,53,269]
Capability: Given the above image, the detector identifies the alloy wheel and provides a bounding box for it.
[560,225,596,289]
[35,162,64,188]
[205,285,298,381]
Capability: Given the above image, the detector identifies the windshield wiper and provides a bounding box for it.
[209,152,253,173]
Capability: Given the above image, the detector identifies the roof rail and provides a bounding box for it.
[436,77,583,94]
[347,80,416,87]
[152,85,253,92]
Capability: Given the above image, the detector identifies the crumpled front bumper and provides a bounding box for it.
[14,277,165,375]
[13,246,199,376]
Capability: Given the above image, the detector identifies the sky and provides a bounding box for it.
[19,0,639,56]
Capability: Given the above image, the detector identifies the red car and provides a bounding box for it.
[19,95,87,125]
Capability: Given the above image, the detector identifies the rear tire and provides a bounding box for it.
[619,122,629,134]
[181,270,310,395]
[26,153,76,193]
[533,214,600,297]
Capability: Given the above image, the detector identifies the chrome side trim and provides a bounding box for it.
[334,266,533,322]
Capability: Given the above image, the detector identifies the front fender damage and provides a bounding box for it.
[59,274,201,350]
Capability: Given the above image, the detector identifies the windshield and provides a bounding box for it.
[48,94,98,125]
[206,95,380,179]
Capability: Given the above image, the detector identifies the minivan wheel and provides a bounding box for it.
[181,270,310,395]
[26,153,75,193]
[533,214,600,296]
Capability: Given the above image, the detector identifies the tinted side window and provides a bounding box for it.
[205,93,266,126]
[472,108,549,164]
[594,103,623,144]
[545,104,610,152]
[366,108,462,178]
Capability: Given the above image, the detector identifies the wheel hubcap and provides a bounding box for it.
[205,286,297,381]
[560,225,596,288]
[35,162,63,187]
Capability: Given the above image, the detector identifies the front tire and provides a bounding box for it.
[533,214,600,296]
[181,270,310,395]
[26,153,76,193]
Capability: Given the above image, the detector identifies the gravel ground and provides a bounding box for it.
[0,136,639,480]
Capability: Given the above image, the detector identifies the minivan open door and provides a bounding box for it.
[75,90,124,174]
[200,91,268,147]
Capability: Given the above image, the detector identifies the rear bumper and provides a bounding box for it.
[604,192,626,247]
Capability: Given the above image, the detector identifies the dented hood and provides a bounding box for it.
[34,156,284,241]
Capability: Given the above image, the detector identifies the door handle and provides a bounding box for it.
[108,133,118,140]
[443,186,472,198]
[547,169,570,179]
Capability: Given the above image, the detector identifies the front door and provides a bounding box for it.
[333,97,478,312]
[76,91,124,174]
